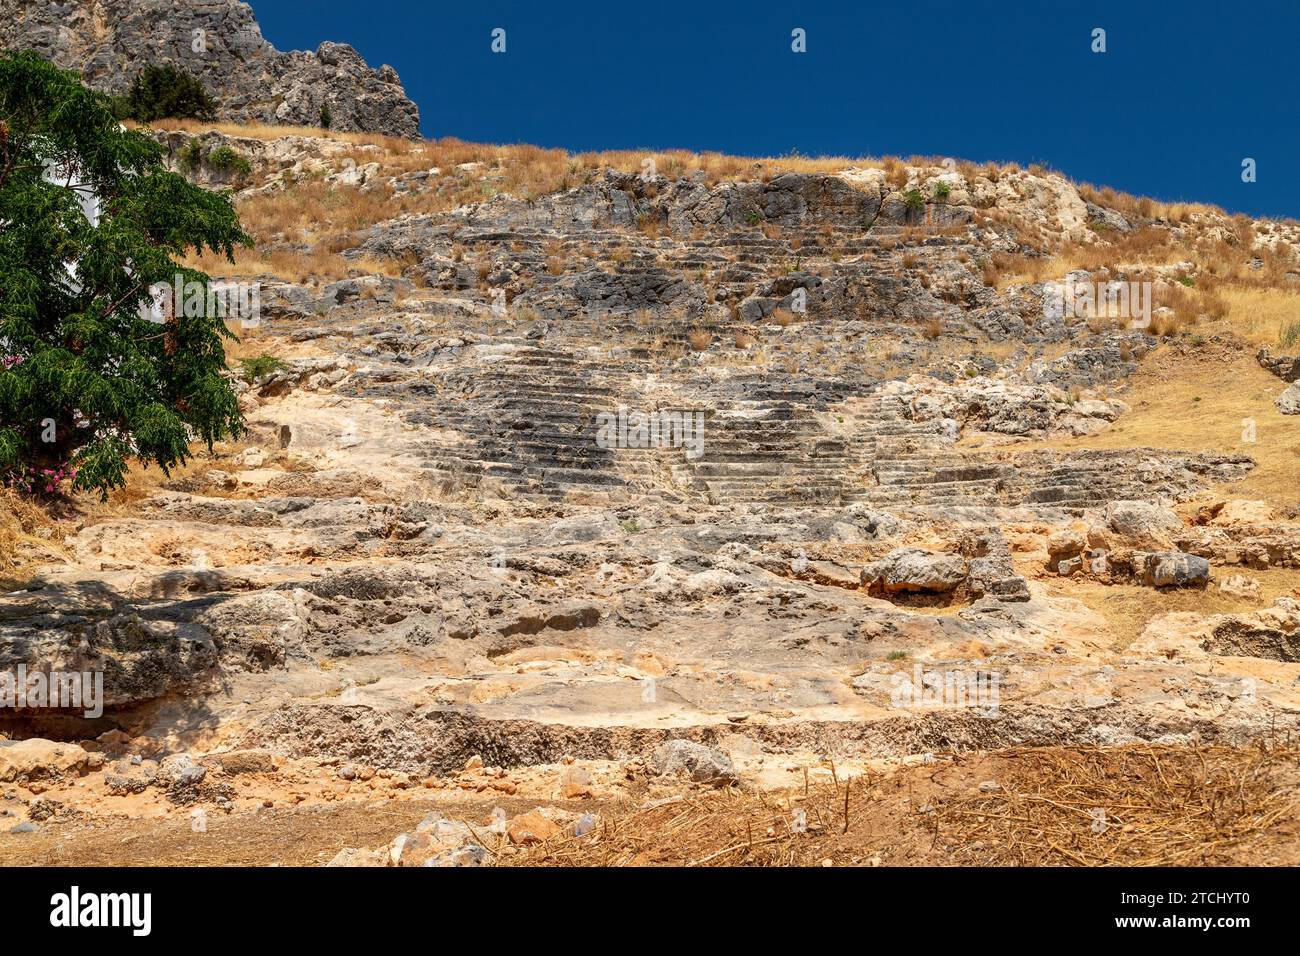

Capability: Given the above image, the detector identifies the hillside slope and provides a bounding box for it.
[2,122,1299,867]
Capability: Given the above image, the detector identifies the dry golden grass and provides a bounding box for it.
[0,489,69,589]
[1010,341,1300,507]
[184,246,403,286]
[1042,569,1300,648]
[141,118,416,154]
[1077,181,1227,225]
[686,328,711,351]
[985,240,1291,347]
[1216,285,1300,348]
[986,229,1190,289]
[149,118,884,188]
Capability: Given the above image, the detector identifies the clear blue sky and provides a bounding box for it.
[251,0,1295,219]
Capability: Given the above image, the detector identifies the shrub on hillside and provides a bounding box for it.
[206,145,252,179]
[115,64,217,122]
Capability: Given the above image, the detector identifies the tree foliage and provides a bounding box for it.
[0,51,251,496]
[115,64,217,122]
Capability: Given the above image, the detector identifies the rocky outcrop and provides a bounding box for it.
[861,548,969,596]
[887,376,1127,440]
[0,0,420,138]
[1174,503,1300,570]
[1133,598,1300,663]
[0,584,221,712]
[1257,347,1300,383]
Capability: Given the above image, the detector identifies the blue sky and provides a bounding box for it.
[251,0,1295,219]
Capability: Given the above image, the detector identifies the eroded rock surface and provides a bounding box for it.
[3,126,1300,863]
[0,0,420,137]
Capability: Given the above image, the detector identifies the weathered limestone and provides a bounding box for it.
[0,0,420,137]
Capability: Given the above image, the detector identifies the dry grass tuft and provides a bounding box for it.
[1216,285,1300,347]
[1077,181,1226,225]
[0,489,69,588]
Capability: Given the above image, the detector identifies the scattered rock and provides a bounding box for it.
[0,740,93,784]
[1140,552,1210,589]
[507,810,560,845]
[650,740,736,785]
[1276,382,1300,415]
[1219,575,1262,601]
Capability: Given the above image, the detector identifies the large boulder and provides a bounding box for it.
[0,739,96,783]
[1140,552,1210,589]
[1276,381,1300,415]
[651,740,735,785]
[860,548,969,595]
[1103,501,1184,550]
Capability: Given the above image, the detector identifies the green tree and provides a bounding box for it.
[0,51,250,496]
[115,64,217,122]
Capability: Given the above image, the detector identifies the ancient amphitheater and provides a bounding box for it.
[2,122,1299,867]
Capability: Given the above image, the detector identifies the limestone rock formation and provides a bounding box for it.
[0,0,420,137]
[860,548,969,596]
[5,122,1300,865]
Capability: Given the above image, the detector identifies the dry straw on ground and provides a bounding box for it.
[497,743,1299,867]
[934,744,1298,866]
